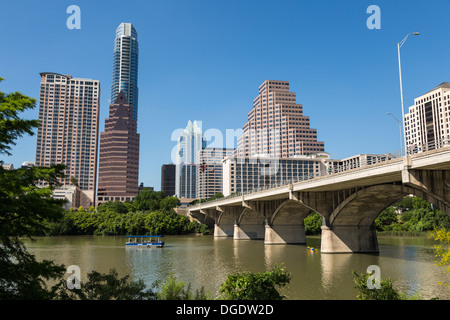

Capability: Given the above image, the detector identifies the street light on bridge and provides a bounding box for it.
[398,32,420,156]
[386,112,403,154]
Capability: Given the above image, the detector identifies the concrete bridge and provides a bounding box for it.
[188,147,450,253]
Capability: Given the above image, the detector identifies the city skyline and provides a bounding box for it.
[1,0,449,190]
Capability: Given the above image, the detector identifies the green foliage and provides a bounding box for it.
[0,77,67,299]
[304,212,322,235]
[56,268,157,300]
[352,271,402,300]
[0,77,40,156]
[219,265,291,300]
[375,207,399,231]
[375,196,450,232]
[133,190,166,211]
[429,228,450,289]
[156,273,210,300]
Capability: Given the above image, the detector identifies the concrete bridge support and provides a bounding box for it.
[320,224,379,253]
[234,223,266,240]
[264,224,306,244]
[214,224,234,237]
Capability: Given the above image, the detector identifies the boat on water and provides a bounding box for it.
[126,235,165,248]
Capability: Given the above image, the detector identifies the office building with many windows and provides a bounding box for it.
[404,82,450,152]
[236,80,325,158]
[97,92,140,204]
[222,153,329,196]
[35,72,100,208]
[197,148,235,200]
[111,22,139,122]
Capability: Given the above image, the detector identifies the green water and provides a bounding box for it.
[24,235,450,300]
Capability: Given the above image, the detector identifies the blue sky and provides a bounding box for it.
[1,0,449,190]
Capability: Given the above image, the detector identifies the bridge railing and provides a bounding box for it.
[191,138,450,208]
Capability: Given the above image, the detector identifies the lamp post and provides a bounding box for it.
[398,32,420,156]
[386,112,403,155]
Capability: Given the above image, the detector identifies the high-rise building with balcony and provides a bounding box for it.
[236,80,325,158]
[404,82,450,152]
[35,72,100,208]
[111,22,139,122]
[97,91,140,204]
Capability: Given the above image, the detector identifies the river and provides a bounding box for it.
[24,235,450,300]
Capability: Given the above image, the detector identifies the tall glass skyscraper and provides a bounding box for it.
[175,120,206,199]
[111,23,139,122]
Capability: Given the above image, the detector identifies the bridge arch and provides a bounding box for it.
[321,183,450,253]
[237,207,265,225]
[329,183,450,227]
[270,199,314,226]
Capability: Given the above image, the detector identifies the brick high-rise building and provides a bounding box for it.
[35,72,100,208]
[97,91,140,204]
[236,80,325,158]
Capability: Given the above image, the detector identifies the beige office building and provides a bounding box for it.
[404,82,450,152]
[35,72,100,208]
[197,148,235,200]
[236,80,325,158]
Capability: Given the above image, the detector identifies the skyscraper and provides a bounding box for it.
[175,120,206,199]
[97,92,140,204]
[111,23,139,122]
[161,164,176,197]
[35,72,100,208]
[236,80,325,158]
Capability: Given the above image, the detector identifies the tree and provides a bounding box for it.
[160,196,180,212]
[375,207,399,231]
[429,228,450,289]
[0,77,67,299]
[134,190,166,212]
[56,268,157,300]
[0,77,40,156]
[156,273,209,300]
[219,265,291,300]
[352,271,402,300]
[304,212,322,235]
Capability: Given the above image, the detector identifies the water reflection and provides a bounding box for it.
[24,235,450,300]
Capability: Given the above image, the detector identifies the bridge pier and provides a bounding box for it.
[233,224,265,240]
[320,224,379,253]
[264,225,306,244]
[214,224,234,237]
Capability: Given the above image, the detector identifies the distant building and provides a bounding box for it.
[97,92,140,204]
[1,163,14,170]
[161,164,176,197]
[324,153,397,174]
[222,153,329,196]
[236,80,325,158]
[404,82,450,152]
[138,183,154,193]
[35,72,100,208]
[197,148,235,200]
[52,186,80,210]
[175,120,206,199]
[21,161,35,169]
